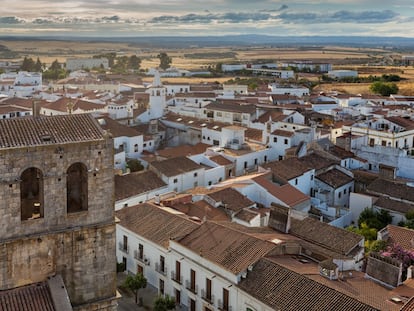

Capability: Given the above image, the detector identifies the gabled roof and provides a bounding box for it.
[115,170,167,201]
[115,203,199,248]
[374,196,414,215]
[150,156,203,177]
[0,114,105,148]
[210,154,233,166]
[253,175,310,207]
[156,143,209,159]
[97,116,142,138]
[384,225,414,251]
[385,116,414,131]
[177,221,276,274]
[0,282,56,311]
[298,152,339,171]
[205,101,257,114]
[207,187,255,212]
[316,168,353,188]
[238,257,377,311]
[367,179,414,203]
[271,129,295,137]
[290,217,363,256]
[263,158,313,181]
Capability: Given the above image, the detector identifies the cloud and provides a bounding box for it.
[0,16,24,24]
[278,9,399,24]
[150,12,275,24]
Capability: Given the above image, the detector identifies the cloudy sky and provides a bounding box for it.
[1,0,414,37]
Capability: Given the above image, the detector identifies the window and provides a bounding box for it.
[173,260,181,283]
[159,279,165,295]
[338,192,342,199]
[190,298,196,311]
[137,264,143,275]
[273,137,277,143]
[194,172,198,177]
[160,255,165,272]
[134,144,138,152]
[194,181,198,188]
[223,288,229,311]
[216,112,222,117]
[123,235,128,252]
[264,155,267,162]
[139,243,144,260]
[344,188,347,194]
[311,175,314,181]
[295,179,298,185]
[284,138,288,145]
[206,278,212,300]
[190,269,196,292]
[244,161,248,169]
[175,289,181,305]
[254,158,258,165]
[173,178,178,183]
[213,139,219,145]
[143,143,147,147]
[20,167,44,220]
[67,162,88,213]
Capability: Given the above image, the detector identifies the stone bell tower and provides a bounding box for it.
[0,114,118,310]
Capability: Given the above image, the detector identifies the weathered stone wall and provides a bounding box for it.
[0,139,114,240]
[366,252,402,287]
[0,135,118,309]
[0,221,117,307]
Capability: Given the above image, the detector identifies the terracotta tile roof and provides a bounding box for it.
[385,225,414,251]
[168,200,229,222]
[150,156,203,177]
[41,98,104,112]
[238,257,378,311]
[178,221,276,274]
[401,296,414,310]
[298,152,339,171]
[271,129,295,137]
[253,175,310,207]
[0,105,31,114]
[316,168,353,188]
[0,97,34,109]
[245,128,262,142]
[328,145,355,159]
[115,203,199,248]
[0,282,56,311]
[374,197,414,215]
[210,154,233,166]
[353,170,379,185]
[0,114,105,148]
[256,110,286,123]
[115,170,167,201]
[290,217,363,256]
[97,116,142,137]
[367,178,414,203]
[386,116,414,131]
[205,101,257,114]
[263,157,312,181]
[156,143,209,159]
[207,187,255,212]
[234,208,260,222]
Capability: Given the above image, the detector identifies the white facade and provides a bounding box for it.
[268,84,309,97]
[328,70,358,79]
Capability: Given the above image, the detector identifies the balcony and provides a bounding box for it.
[118,242,129,254]
[185,280,198,294]
[133,250,150,265]
[201,289,214,305]
[171,271,183,284]
[155,262,167,276]
[217,300,232,311]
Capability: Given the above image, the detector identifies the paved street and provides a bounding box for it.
[116,273,159,311]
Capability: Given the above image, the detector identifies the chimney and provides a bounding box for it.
[32,100,38,117]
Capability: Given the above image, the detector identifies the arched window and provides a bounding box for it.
[67,163,88,213]
[20,167,44,220]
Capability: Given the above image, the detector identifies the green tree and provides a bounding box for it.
[34,57,43,72]
[124,273,147,305]
[94,53,116,67]
[358,208,392,231]
[153,295,176,311]
[128,55,141,71]
[21,56,35,71]
[126,159,144,172]
[370,81,399,96]
[157,52,172,70]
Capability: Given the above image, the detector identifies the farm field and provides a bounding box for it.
[1,39,414,95]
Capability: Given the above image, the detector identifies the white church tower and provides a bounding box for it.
[148,70,166,119]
